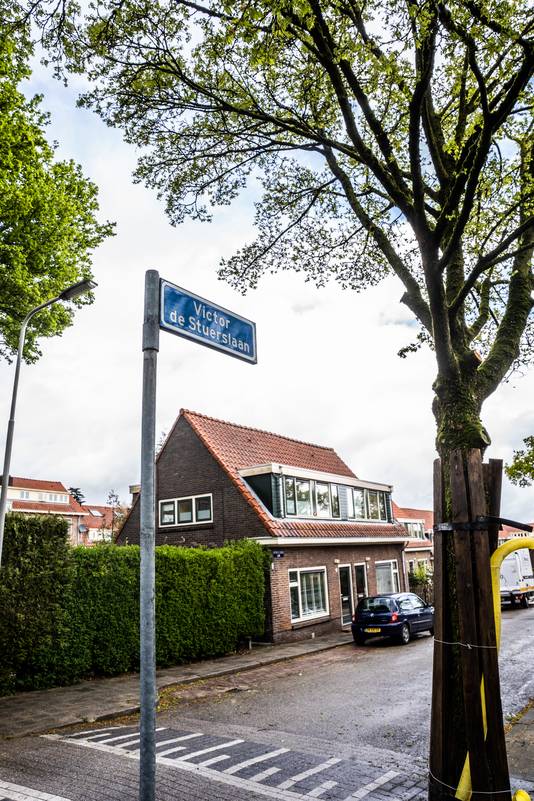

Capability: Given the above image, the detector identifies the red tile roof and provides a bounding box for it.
[10,499,85,515]
[405,539,434,551]
[182,410,357,477]
[392,502,434,532]
[181,410,405,541]
[267,519,408,539]
[8,476,68,493]
[500,522,534,539]
[80,505,115,529]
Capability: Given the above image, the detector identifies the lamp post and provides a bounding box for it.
[0,278,97,568]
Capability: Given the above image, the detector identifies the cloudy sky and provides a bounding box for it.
[1,57,533,520]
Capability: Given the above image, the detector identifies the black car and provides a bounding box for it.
[351,592,434,645]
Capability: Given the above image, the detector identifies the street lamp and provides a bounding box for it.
[0,278,97,568]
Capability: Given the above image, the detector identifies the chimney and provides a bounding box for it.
[129,484,141,503]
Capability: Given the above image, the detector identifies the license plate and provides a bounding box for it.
[364,627,381,633]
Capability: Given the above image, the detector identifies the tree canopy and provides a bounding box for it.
[505,435,534,486]
[0,20,113,362]
[28,0,533,447]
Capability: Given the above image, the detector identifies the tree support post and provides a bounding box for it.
[429,450,511,801]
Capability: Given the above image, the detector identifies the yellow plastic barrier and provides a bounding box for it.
[455,536,534,801]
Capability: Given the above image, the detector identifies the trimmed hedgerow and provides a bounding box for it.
[0,514,265,694]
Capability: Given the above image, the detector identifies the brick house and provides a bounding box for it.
[79,505,116,544]
[119,410,410,642]
[3,476,87,545]
[392,502,434,574]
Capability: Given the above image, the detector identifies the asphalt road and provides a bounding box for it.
[159,606,534,761]
[0,607,532,801]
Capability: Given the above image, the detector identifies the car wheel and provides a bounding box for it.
[353,634,366,646]
[520,595,529,609]
[398,623,410,645]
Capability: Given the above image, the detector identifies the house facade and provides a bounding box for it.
[119,410,410,642]
[3,476,87,545]
[79,505,116,544]
[392,502,434,574]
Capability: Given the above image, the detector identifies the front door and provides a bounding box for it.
[339,565,353,625]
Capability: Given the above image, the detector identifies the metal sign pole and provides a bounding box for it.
[139,269,160,801]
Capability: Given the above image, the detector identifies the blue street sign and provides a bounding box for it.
[160,280,257,364]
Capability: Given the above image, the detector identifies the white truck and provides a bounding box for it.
[500,546,534,607]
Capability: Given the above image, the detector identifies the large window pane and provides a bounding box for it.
[300,571,326,616]
[316,483,331,517]
[379,492,387,520]
[331,485,340,518]
[160,501,175,525]
[177,498,193,523]
[347,488,355,519]
[376,562,395,593]
[195,495,212,521]
[367,490,380,519]
[353,489,365,519]
[285,478,296,515]
[296,480,312,516]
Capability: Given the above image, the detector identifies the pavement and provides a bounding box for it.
[0,629,532,788]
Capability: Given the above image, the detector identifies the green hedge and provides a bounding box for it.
[0,515,265,694]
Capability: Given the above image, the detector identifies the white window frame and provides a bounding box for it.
[354,561,369,598]
[19,490,29,499]
[288,566,329,623]
[375,559,400,593]
[159,493,213,528]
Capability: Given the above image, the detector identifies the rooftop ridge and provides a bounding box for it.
[8,476,67,488]
[180,409,341,455]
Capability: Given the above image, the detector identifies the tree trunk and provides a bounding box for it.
[429,433,511,800]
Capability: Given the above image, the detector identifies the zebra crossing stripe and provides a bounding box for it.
[155,733,203,749]
[343,769,400,800]
[277,757,342,789]
[249,767,282,782]
[223,747,290,775]
[307,780,338,798]
[99,727,165,744]
[175,739,244,761]
[66,726,123,739]
[197,754,232,767]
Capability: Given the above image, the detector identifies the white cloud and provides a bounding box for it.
[0,62,533,527]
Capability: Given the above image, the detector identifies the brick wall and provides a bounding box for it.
[118,415,268,546]
[269,543,406,642]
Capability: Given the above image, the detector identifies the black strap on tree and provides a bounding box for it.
[434,515,533,533]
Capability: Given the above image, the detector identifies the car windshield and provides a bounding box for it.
[358,597,396,613]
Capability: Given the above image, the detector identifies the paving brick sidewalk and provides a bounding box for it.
[0,632,351,738]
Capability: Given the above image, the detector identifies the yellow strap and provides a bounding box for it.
[454,537,534,801]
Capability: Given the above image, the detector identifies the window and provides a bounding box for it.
[19,490,29,499]
[195,496,212,521]
[375,560,400,593]
[348,488,388,521]
[289,567,329,622]
[296,480,312,516]
[353,489,366,519]
[159,494,212,527]
[285,478,296,515]
[347,488,355,519]
[177,498,193,523]
[160,501,176,525]
[315,483,331,517]
[330,485,340,518]
[405,522,425,539]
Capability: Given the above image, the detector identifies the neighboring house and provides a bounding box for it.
[3,476,86,545]
[119,409,409,642]
[392,502,434,574]
[79,505,115,544]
